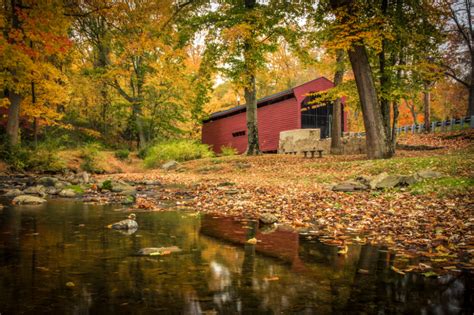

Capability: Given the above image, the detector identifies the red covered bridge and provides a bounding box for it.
[202,77,348,154]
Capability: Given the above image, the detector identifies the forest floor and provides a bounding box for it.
[108,130,474,274]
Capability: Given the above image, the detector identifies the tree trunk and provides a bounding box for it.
[330,49,345,155]
[378,0,391,139]
[6,89,22,146]
[469,70,474,117]
[243,0,259,155]
[245,74,260,155]
[348,45,392,159]
[423,82,431,132]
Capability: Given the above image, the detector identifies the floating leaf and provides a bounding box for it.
[247,238,257,245]
[391,266,406,275]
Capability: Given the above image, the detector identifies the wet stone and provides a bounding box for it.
[12,195,47,205]
[59,189,77,198]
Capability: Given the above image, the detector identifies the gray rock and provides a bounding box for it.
[235,162,251,169]
[59,189,76,198]
[23,185,46,197]
[80,172,90,184]
[355,175,372,186]
[259,213,278,225]
[374,175,401,189]
[37,177,59,187]
[54,181,67,190]
[416,170,443,179]
[12,195,47,205]
[3,189,23,197]
[333,181,368,192]
[399,175,419,186]
[161,160,178,171]
[142,180,161,186]
[111,181,134,193]
[45,187,59,195]
[119,188,137,197]
[224,189,240,195]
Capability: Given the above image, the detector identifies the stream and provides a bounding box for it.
[0,199,472,314]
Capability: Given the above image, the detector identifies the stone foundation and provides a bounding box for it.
[278,129,366,155]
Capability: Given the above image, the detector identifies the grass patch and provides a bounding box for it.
[220,145,238,156]
[114,149,130,161]
[307,152,473,178]
[144,140,214,168]
[65,184,86,195]
[410,177,474,196]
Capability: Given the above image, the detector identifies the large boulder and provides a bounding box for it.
[399,175,419,186]
[23,185,47,197]
[369,172,401,189]
[59,189,77,198]
[12,195,47,205]
[161,160,178,171]
[45,187,59,195]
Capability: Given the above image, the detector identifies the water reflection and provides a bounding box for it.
[0,199,471,314]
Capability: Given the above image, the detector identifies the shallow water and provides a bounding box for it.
[0,199,472,314]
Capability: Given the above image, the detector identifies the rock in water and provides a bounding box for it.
[59,189,76,198]
[109,213,138,230]
[23,185,46,197]
[12,195,47,205]
[137,246,182,256]
[3,189,22,197]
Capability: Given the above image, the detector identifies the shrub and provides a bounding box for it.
[220,145,238,156]
[101,179,113,191]
[115,149,130,160]
[80,143,102,173]
[144,140,214,168]
[0,136,64,172]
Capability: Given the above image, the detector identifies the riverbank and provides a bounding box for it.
[1,130,473,275]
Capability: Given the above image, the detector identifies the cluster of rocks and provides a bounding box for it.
[1,172,161,205]
[331,169,444,192]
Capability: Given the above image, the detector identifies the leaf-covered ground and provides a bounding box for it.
[109,130,474,273]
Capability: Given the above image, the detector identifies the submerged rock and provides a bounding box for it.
[137,246,182,256]
[12,195,47,205]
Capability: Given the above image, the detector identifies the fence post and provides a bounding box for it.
[450,118,455,131]
[470,116,474,129]
[460,117,465,129]
[431,122,435,133]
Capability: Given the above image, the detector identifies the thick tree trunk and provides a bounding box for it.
[330,49,345,155]
[348,45,392,159]
[6,89,22,146]
[133,104,146,151]
[243,0,259,155]
[423,82,431,132]
[245,74,260,155]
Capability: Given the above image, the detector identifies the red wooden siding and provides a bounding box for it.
[202,97,299,154]
[202,77,348,153]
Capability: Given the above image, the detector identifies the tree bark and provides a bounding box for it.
[348,44,392,159]
[330,49,345,154]
[423,82,431,132]
[6,89,22,146]
[245,74,260,155]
